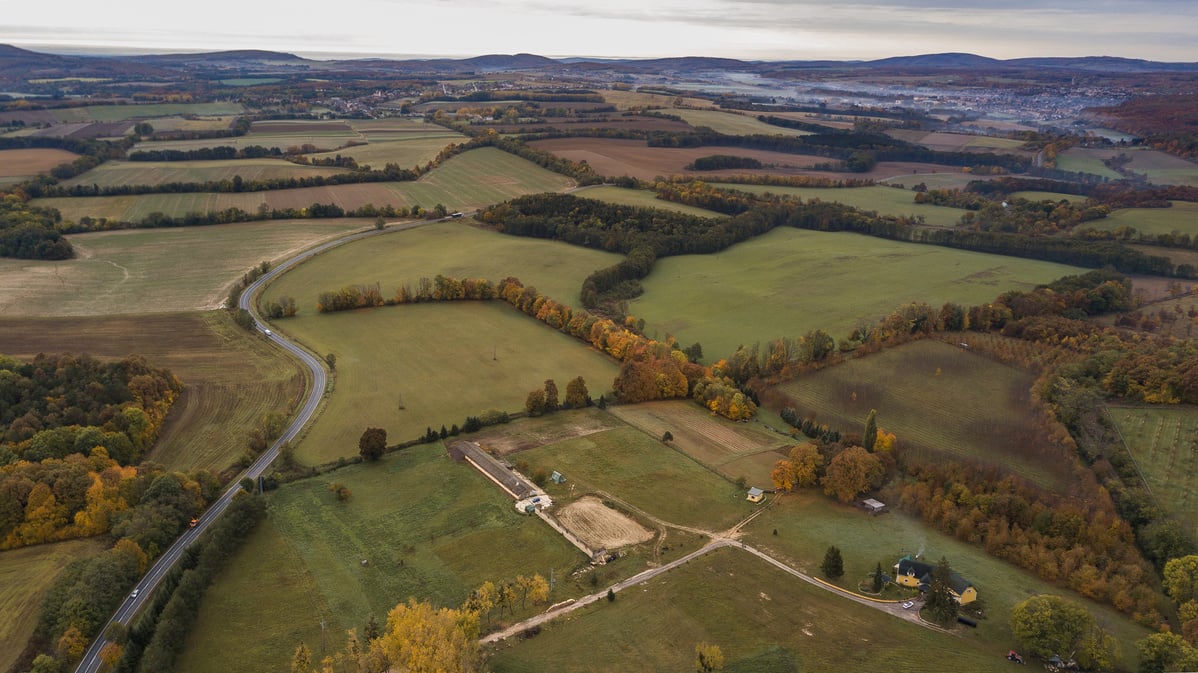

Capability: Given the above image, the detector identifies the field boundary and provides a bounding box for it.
[1102,404,1161,509]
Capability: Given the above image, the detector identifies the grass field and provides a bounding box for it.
[517,425,752,531]
[574,185,727,217]
[36,148,574,222]
[1106,404,1198,528]
[0,312,305,473]
[275,302,621,465]
[176,440,586,673]
[0,219,371,317]
[262,219,621,310]
[773,339,1065,487]
[607,400,790,486]
[629,227,1082,361]
[671,109,812,137]
[0,537,108,673]
[305,136,460,170]
[1010,191,1088,203]
[1089,201,1198,237]
[1056,149,1124,180]
[599,90,714,110]
[1123,150,1198,187]
[880,171,983,190]
[739,492,1149,669]
[488,545,1013,673]
[60,158,348,188]
[887,130,1028,154]
[713,183,969,227]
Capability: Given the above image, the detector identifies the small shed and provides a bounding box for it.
[861,498,887,515]
[550,471,566,484]
[746,487,765,503]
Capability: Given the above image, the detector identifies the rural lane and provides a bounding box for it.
[73,219,440,673]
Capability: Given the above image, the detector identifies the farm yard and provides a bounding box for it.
[1106,405,1198,528]
[772,339,1065,488]
[629,227,1083,361]
[0,312,305,473]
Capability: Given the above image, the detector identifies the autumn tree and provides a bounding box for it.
[1010,594,1120,668]
[292,642,312,673]
[863,409,878,452]
[369,597,480,673]
[821,445,884,503]
[1138,632,1198,673]
[695,643,725,672]
[358,427,386,462]
[543,379,559,411]
[564,376,589,408]
[1165,555,1198,604]
[524,389,547,416]
[821,545,844,580]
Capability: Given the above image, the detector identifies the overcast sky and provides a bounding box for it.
[4,0,1197,62]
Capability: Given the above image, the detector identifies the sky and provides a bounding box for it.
[4,0,1198,62]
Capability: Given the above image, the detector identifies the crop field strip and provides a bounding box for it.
[1106,405,1198,525]
[669,108,814,136]
[0,312,305,473]
[574,185,728,218]
[60,158,349,188]
[712,183,969,227]
[0,148,80,177]
[35,147,574,222]
[774,340,1066,488]
[630,227,1083,361]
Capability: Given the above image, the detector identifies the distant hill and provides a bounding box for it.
[1007,56,1198,72]
[865,53,1006,69]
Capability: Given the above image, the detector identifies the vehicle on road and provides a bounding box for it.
[902,600,915,609]
[130,589,139,599]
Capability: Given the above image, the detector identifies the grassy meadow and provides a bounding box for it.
[0,218,370,317]
[36,148,573,222]
[176,441,585,673]
[740,491,1150,669]
[629,227,1083,361]
[274,302,621,465]
[1106,404,1198,528]
[0,312,305,473]
[670,109,812,136]
[1056,149,1124,180]
[0,538,108,673]
[713,183,969,227]
[773,339,1064,488]
[488,545,1012,673]
[1087,201,1198,237]
[574,185,728,217]
[262,219,621,310]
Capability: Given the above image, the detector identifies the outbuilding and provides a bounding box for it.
[746,487,765,503]
[861,498,887,515]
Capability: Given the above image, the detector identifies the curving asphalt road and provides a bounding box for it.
[72,219,441,673]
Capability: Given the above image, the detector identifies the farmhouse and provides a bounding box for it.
[893,555,977,605]
[746,487,765,503]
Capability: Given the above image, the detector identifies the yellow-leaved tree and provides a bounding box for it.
[370,597,480,673]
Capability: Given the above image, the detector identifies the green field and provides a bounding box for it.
[0,538,107,673]
[574,185,727,218]
[306,136,460,170]
[517,425,752,531]
[1056,149,1123,180]
[1118,148,1198,187]
[1088,201,1198,237]
[671,109,812,137]
[489,545,1010,673]
[36,148,574,222]
[275,302,621,465]
[629,227,1083,361]
[61,158,348,188]
[45,102,243,123]
[880,171,981,190]
[1010,191,1087,204]
[175,442,584,673]
[1106,405,1198,528]
[0,219,371,317]
[713,183,969,227]
[263,220,621,310]
[773,339,1064,487]
[740,491,1149,669]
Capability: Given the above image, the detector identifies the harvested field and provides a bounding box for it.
[886,130,1029,154]
[600,90,713,110]
[61,158,347,188]
[471,409,626,456]
[530,138,830,180]
[556,496,654,550]
[0,312,305,473]
[0,148,78,177]
[481,116,693,134]
[250,120,355,134]
[671,109,812,136]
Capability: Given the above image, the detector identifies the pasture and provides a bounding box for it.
[0,538,108,673]
[176,441,585,673]
[1089,201,1198,237]
[516,425,751,531]
[0,218,370,317]
[1056,148,1124,180]
[629,227,1082,361]
[741,491,1149,668]
[487,545,1013,673]
[713,183,969,227]
[60,158,347,188]
[670,109,812,136]
[36,148,573,222]
[275,302,621,465]
[574,185,727,217]
[773,340,1064,487]
[0,312,305,474]
[607,400,790,486]
[1106,404,1198,527]
[262,219,621,310]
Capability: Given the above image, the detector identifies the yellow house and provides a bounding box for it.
[746,487,765,503]
[894,556,977,605]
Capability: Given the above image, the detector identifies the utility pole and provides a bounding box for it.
[320,617,326,654]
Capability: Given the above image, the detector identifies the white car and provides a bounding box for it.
[902,600,915,609]
[130,588,140,599]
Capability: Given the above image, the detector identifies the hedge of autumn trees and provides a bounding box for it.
[0,193,73,260]
[315,274,757,420]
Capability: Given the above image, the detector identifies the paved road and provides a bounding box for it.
[73,219,444,673]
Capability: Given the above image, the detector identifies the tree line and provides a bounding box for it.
[0,194,73,260]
